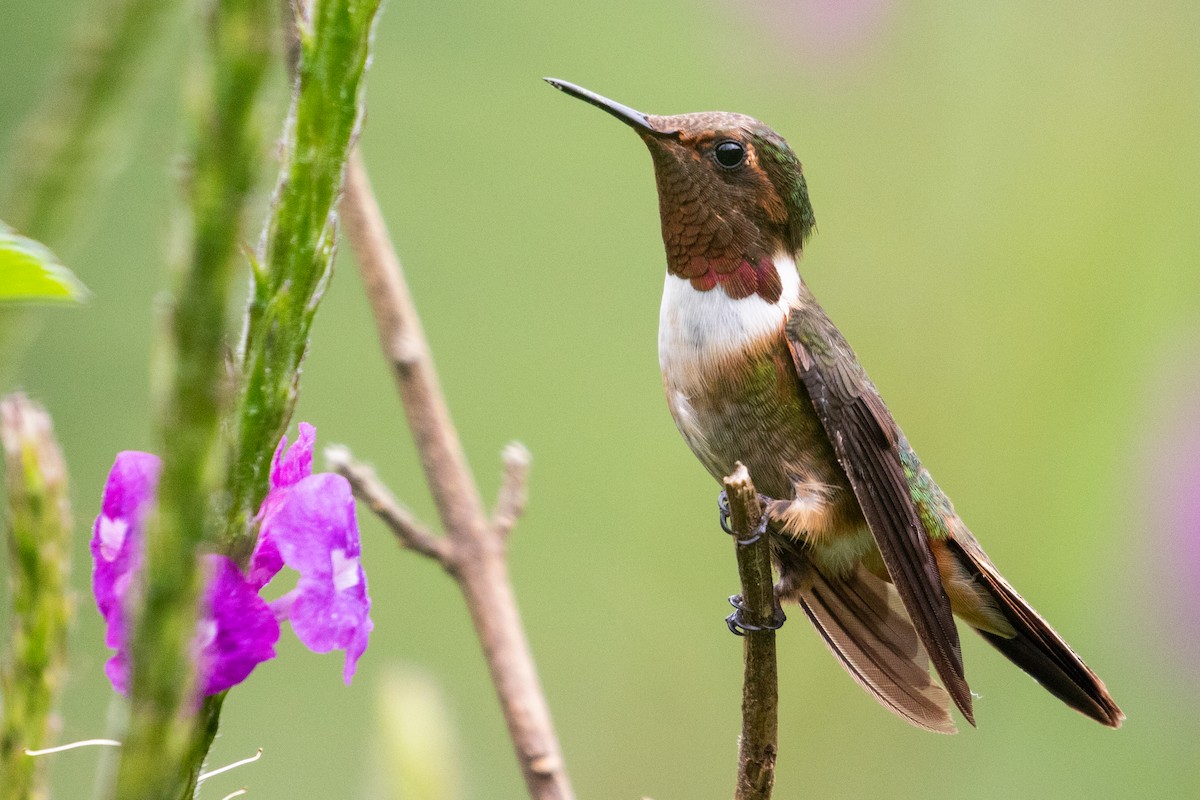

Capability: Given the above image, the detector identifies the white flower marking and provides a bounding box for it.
[330,549,360,592]
[97,515,129,562]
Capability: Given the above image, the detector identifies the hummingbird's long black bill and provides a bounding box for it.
[544,78,677,137]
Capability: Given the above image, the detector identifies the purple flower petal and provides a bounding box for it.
[260,471,373,683]
[91,452,162,693]
[270,422,315,492]
[257,422,316,528]
[197,555,280,695]
[247,530,284,591]
[104,650,130,695]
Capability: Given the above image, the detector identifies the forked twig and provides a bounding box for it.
[325,446,449,566]
[492,442,532,540]
[334,149,573,800]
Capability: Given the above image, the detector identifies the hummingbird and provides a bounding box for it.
[546,78,1123,733]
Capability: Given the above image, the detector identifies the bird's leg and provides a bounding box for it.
[717,489,771,544]
[717,489,734,534]
[726,593,787,636]
[718,489,786,634]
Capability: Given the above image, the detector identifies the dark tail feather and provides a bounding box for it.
[796,564,958,734]
[945,538,1124,728]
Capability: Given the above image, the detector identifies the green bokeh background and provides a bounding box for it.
[3,1,1199,798]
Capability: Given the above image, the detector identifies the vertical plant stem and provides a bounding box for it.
[0,394,73,800]
[175,694,226,800]
[111,1,274,797]
[724,464,778,800]
[1,0,183,243]
[222,0,382,564]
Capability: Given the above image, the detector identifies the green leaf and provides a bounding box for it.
[0,224,89,303]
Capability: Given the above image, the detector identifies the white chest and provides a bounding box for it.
[657,252,801,384]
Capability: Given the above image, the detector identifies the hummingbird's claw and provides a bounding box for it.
[725,594,787,636]
[718,491,734,535]
[745,505,770,545]
[717,491,772,544]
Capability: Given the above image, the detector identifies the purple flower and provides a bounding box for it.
[91,451,159,693]
[1142,346,1200,680]
[253,424,373,683]
[196,555,279,695]
[91,423,372,696]
[737,0,898,63]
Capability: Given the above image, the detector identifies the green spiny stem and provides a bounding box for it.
[222,0,382,563]
[1,0,183,244]
[0,394,73,800]
[176,694,226,800]
[110,1,274,797]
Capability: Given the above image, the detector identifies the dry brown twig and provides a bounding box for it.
[333,149,574,800]
[335,149,782,800]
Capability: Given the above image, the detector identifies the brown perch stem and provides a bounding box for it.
[724,463,779,800]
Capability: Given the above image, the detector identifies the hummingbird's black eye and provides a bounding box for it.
[713,140,746,169]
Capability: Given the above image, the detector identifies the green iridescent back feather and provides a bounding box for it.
[899,437,957,542]
[753,127,817,251]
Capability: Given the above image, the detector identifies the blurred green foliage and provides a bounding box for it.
[368,667,463,800]
[0,226,86,304]
[0,394,73,800]
[1,1,1197,798]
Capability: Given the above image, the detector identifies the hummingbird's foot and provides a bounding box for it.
[718,490,735,534]
[725,594,787,636]
[717,491,771,544]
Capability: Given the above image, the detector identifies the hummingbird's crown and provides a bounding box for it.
[641,109,816,265]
